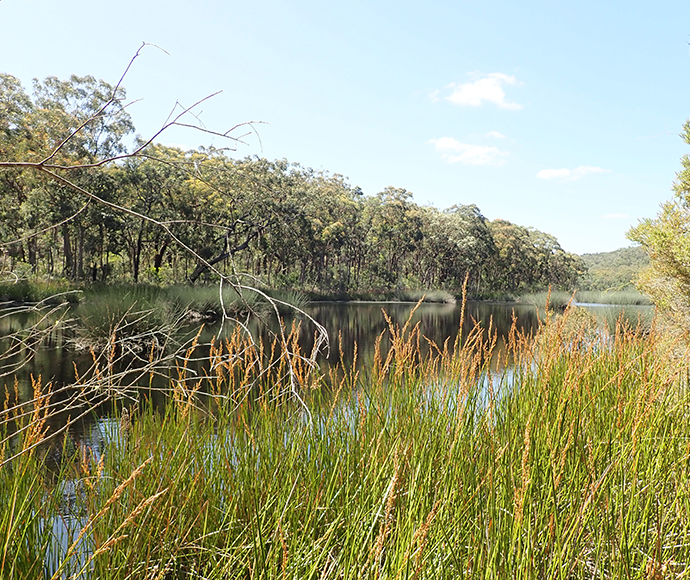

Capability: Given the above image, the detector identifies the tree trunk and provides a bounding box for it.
[153,240,169,273]
[62,224,73,278]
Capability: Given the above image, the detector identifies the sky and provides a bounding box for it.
[2,0,690,254]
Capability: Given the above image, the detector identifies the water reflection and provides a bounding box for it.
[0,302,653,439]
[287,301,541,368]
[2,300,655,407]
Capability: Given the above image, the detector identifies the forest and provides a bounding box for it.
[0,73,585,298]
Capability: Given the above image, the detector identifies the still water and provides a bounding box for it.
[1,299,654,411]
[1,301,538,398]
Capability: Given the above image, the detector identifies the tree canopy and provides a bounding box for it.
[628,120,690,331]
[579,246,649,291]
[0,72,585,297]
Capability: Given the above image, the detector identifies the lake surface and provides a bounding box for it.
[1,301,538,396]
[1,299,654,448]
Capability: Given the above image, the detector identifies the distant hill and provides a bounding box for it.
[579,246,649,290]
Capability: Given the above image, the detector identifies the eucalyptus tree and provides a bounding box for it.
[442,204,496,292]
[0,63,334,461]
[111,151,182,282]
[488,219,540,292]
[276,170,364,290]
[0,73,134,279]
[526,229,584,290]
[0,74,37,271]
[362,187,424,288]
[30,74,134,162]
[316,178,366,291]
[181,156,316,284]
[628,119,690,331]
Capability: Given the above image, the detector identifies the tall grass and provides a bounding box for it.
[0,278,80,304]
[306,289,455,304]
[574,289,652,306]
[516,290,573,310]
[2,303,690,578]
[73,284,271,350]
[517,289,653,310]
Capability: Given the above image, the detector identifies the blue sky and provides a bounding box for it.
[2,0,690,254]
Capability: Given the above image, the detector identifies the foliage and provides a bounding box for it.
[487,220,585,293]
[579,246,649,290]
[628,120,690,336]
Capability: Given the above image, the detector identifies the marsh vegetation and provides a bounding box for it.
[1,300,686,579]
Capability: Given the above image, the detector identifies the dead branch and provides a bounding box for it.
[0,44,329,467]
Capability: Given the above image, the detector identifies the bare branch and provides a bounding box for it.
[0,45,330,467]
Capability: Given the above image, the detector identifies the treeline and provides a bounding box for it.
[579,246,649,291]
[0,73,585,296]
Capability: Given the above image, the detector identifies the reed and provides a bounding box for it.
[516,290,573,310]
[574,289,653,306]
[72,284,269,350]
[0,278,79,304]
[2,303,690,578]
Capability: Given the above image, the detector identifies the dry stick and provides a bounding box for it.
[0,302,73,378]
[0,306,210,461]
[0,49,327,426]
[39,42,153,167]
[9,92,261,173]
[36,165,329,361]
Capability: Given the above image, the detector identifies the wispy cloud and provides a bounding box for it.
[441,73,523,110]
[486,131,507,139]
[429,137,509,166]
[602,213,630,219]
[635,130,675,141]
[536,165,609,181]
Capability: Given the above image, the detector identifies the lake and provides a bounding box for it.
[1,297,656,577]
[0,299,654,451]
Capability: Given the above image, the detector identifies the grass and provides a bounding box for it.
[0,278,80,304]
[2,302,690,578]
[394,289,456,304]
[307,288,456,304]
[573,289,653,305]
[517,288,653,310]
[73,285,187,352]
[515,290,574,310]
[72,284,311,350]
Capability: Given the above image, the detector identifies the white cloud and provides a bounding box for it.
[602,213,630,219]
[429,137,509,166]
[486,131,507,139]
[536,165,609,181]
[444,73,522,110]
[537,168,573,180]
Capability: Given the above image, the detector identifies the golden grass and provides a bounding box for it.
[2,302,690,578]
